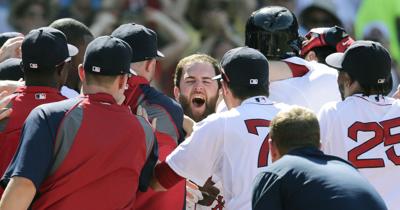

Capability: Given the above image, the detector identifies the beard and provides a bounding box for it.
[179,93,218,122]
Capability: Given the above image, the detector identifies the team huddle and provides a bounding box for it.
[0,5,398,210]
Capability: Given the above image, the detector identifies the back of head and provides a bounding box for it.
[326,40,392,96]
[111,23,164,63]
[49,18,94,46]
[82,36,132,87]
[270,106,320,155]
[215,47,269,100]
[245,6,300,60]
[22,27,78,86]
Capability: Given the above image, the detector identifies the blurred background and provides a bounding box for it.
[1,0,399,96]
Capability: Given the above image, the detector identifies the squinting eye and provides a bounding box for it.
[185,80,195,84]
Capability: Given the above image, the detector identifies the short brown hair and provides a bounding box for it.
[174,54,220,88]
[85,72,120,88]
[270,106,320,154]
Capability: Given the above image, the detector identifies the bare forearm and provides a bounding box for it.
[0,177,36,210]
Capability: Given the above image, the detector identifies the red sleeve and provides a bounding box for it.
[284,61,310,77]
[155,131,177,160]
[155,161,184,189]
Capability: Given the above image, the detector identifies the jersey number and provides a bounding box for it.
[348,117,400,168]
[245,119,270,168]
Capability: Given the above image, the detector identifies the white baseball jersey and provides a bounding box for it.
[269,57,341,113]
[166,96,287,210]
[318,94,400,210]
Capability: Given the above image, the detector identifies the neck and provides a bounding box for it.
[82,85,122,104]
[25,77,60,89]
[226,96,242,110]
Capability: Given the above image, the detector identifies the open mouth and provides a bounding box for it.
[192,96,205,108]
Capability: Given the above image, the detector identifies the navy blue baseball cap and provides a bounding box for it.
[21,27,78,71]
[213,47,269,87]
[111,23,164,62]
[326,40,391,86]
[83,36,133,75]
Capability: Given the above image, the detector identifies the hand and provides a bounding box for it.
[137,105,157,130]
[0,91,13,120]
[301,26,354,56]
[324,26,354,52]
[0,36,24,62]
[0,79,24,94]
[186,180,203,204]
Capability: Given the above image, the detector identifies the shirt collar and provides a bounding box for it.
[241,96,274,105]
[350,94,394,106]
[84,93,118,105]
[127,75,149,86]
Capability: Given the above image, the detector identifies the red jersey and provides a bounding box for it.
[0,86,66,197]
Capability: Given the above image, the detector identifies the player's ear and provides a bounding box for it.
[269,138,281,162]
[173,86,180,101]
[78,64,85,83]
[305,51,318,62]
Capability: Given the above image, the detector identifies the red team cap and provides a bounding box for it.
[213,46,269,87]
[326,40,391,86]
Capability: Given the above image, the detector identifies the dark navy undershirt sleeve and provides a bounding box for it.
[138,138,158,192]
[252,172,283,210]
[0,107,55,190]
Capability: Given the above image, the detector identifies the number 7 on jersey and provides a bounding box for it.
[245,119,271,168]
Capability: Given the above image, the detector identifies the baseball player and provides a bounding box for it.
[50,18,94,98]
[174,54,225,209]
[245,6,341,113]
[319,40,398,210]
[112,23,185,210]
[151,47,288,210]
[0,27,77,198]
[253,106,387,210]
[0,36,157,209]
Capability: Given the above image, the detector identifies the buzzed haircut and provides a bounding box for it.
[49,18,93,46]
[174,54,220,88]
[270,106,320,154]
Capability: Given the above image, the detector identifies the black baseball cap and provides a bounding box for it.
[213,47,269,87]
[0,32,22,47]
[326,40,391,85]
[83,36,133,75]
[111,23,164,62]
[0,58,23,81]
[21,27,78,71]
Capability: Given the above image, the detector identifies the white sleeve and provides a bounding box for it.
[166,114,224,186]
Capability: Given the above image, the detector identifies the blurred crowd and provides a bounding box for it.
[0,0,399,96]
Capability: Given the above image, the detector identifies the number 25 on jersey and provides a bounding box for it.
[348,117,400,168]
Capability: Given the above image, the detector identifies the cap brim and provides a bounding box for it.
[156,50,164,58]
[68,44,79,57]
[212,74,222,81]
[325,52,344,69]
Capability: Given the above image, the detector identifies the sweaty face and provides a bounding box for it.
[177,62,219,122]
